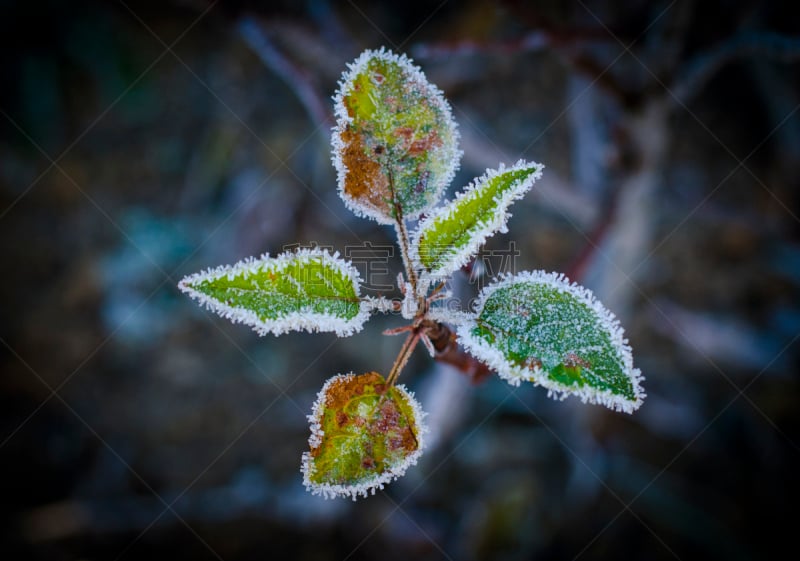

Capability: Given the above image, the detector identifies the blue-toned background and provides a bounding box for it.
[1,1,798,559]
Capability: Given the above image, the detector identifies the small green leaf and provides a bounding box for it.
[413,160,543,277]
[178,248,369,337]
[457,271,645,412]
[302,372,426,500]
[332,48,460,224]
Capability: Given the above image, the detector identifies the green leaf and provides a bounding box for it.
[413,160,543,277]
[302,372,426,500]
[457,271,645,412]
[332,48,460,224]
[178,248,369,337]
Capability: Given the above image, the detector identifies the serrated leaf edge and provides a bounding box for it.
[301,372,428,501]
[331,47,462,224]
[177,248,370,337]
[411,160,544,278]
[456,270,646,413]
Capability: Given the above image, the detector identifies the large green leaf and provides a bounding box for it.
[332,48,460,224]
[457,271,645,412]
[413,160,543,277]
[302,372,426,500]
[178,248,368,337]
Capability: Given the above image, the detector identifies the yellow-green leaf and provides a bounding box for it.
[332,48,460,224]
[178,248,368,337]
[413,160,543,277]
[301,372,426,500]
[457,271,645,413]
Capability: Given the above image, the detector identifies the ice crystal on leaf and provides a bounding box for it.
[457,271,645,413]
[412,160,543,277]
[332,48,461,223]
[178,248,369,337]
[301,372,426,500]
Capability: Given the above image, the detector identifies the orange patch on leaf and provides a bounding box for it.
[340,127,392,214]
[324,371,384,410]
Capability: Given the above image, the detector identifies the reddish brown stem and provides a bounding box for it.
[386,330,420,387]
[424,321,493,384]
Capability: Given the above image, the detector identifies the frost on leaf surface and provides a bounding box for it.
[458,272,645,413]
[413,160,543,277]
[332,48,460,224]
[302,372,426,500]
[177,248,369,337]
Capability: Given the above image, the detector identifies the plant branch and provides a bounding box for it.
[425,321,493,384]
[238,16,332,128]
[564,182,622,283]
[641,0,695,79]
[412,25,617,59]
[387,171,419,295]
[394,219,418,295]
[386,330,420,386]
[671,31,800,105]
[412,31,629,103]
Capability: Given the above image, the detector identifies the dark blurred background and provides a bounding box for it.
[1,1,799,559]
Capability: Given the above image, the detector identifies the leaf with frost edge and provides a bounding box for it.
[411,160,543,278]
[301,372,428,500]
[457,271,645,413]
[178,248,371,337]
[331,47,462,224]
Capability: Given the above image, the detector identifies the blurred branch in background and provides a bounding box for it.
[672,31,800,105]
[238,17,333,129]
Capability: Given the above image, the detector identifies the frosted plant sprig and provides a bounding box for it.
[179,47,645,500]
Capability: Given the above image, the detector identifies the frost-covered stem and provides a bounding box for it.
[394,219,418,295]
[387,169,419,295]
[386,330,420,387]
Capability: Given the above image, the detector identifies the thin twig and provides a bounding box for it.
[238,16,332,128]
[412,23,617,59]
[412,28,629,102]
[388,171,419,295]
[413,32,554,58]
[641,0,696,79]
[671,31,800,104]
[394,219,418,294]
[386,331,421,387]
[564,183,622,283]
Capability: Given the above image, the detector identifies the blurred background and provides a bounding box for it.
[1,1,799,559]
